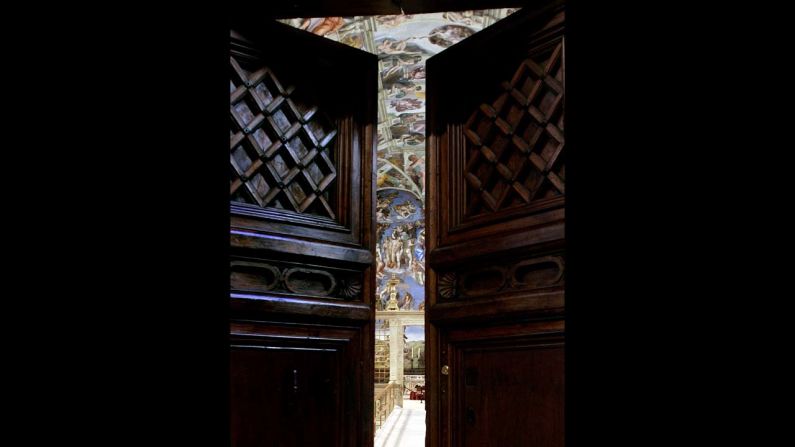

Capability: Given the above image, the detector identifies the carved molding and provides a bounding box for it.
[509,255,564,289]
[282,267,337,296]
[231,260,362,300]
[460,265,509,296]
[437,254,563,300]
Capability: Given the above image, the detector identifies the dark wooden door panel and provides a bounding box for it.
[229,19,377,447]
[230,22,377,249]
[428,2,565,261]
[231,347,340,447]
[435,320,564,447]
[426,3,565,446]
[459,344,564,447]
[230,320,366,447]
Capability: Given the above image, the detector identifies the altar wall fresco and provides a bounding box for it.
[282,9,518,314]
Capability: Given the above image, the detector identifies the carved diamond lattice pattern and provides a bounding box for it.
[230,56,338,219]
[463,41,564,216]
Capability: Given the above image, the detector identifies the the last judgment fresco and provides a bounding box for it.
[282,9,518,311]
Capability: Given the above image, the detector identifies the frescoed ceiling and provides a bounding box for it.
[282,9,518,312]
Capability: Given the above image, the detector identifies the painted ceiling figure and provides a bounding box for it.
[408,154,426,192]
[375,14,415,28]
[412,256,425,285]
[428,24,475,48]
[401,292,414,310]
[442,10,476,25]
[387,231,402,269]
[394,201,417,219]
[339,32,364,49]
[376,244,386,280]
[300,16,344,36]
[377,38,408,54]
[406,66,426,81]
[391,97,423,112]
[403,233,415,271]
[382,66,425,93]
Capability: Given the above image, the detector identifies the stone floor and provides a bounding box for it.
[375,399,426,447]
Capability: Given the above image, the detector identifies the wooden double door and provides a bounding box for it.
[230,2,565,446]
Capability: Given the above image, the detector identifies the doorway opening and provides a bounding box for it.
[281,8,519,445]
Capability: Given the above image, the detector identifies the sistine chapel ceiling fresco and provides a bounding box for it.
[282,8,518,313]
